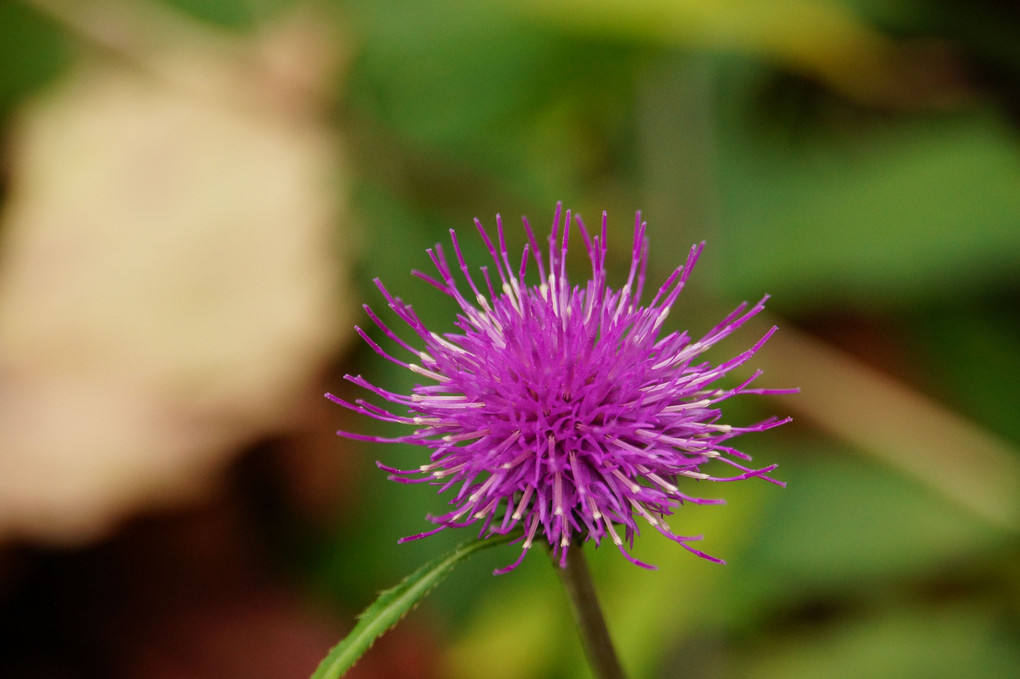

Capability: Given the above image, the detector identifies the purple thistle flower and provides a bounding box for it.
[328,204,794,574]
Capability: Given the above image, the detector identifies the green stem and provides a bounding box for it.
[554,547,628,679]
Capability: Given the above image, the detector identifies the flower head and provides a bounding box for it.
[328,205,794,573]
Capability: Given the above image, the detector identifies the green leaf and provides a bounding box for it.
[714,106,1020,309]
[156,0,294,28]
[310,533,519,679]
[0,2,71,112]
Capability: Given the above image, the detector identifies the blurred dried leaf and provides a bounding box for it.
[0,6,355,544]
[754,317,1020,533]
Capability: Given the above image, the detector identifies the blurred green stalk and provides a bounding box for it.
[555,547,628,679]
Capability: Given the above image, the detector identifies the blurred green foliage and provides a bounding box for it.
[3,0,1018,677]
[0,2,70,114]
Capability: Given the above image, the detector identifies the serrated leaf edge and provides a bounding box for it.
[310,533,519,679]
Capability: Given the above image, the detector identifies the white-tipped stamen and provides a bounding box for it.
[659,398,711,412]
[441,428,490,443]
[512,486,534,521]
[612,469,642,494]
[553,472,565,516]
[522,514,541,549]
[467,475,499,503]
[605,519,624,546]
[430,331,468,354]
[408,363,450,382]
[630,499,664,529]
[412,416,445,425]
[503,282,522,314]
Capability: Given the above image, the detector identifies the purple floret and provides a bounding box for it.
[328,204,794,573]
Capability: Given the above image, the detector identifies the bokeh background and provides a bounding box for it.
[1,0,1018,677]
